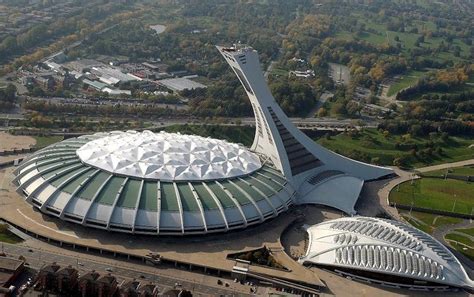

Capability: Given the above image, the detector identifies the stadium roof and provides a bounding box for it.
[76,131,262,181]
[14,132,295,234]
[299,217,474,289]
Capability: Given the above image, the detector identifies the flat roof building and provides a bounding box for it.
[0,257,24,289]
[157,77,206,92]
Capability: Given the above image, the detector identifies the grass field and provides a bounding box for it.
[0,224,23,244]
[33,135,64,148]
[386,70,425,97]
[457,228,474,237]
[421,166,474,178]
[400,210,461,234]
[445,232,474,260]
[389,178,473,215]
[316,128,474,168]
[270,67,289,77]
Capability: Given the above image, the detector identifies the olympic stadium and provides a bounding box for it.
[13,44,395,235]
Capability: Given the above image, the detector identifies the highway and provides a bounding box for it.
[0,241,250,296]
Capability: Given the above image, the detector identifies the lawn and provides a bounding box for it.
[421,166,474,178]
[33,135,64,148]
[0,224,23,244]
[316,128,474,168]
[386,70,425,97]
[457,227,474,237]
[389,178,473,215]
[270,67,289,77]
[445,232,474,261]
[400,210,461,234]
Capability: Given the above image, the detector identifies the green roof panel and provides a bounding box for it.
[77,171,111,200]
[61,168,96,194]
[139,181,158,211]
[117,179,141,208]
[95,176,126,205]
[177,183,199,212]
[207,182,235,208]
[160,182,179,211]
[233,179,266,202]
[220,180,250,206]
[193,183,218,210]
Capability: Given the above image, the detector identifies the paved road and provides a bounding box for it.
[432,220,474,278]
[416,159,474,173]
[0,241,249,296]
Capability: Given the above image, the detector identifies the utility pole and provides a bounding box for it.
[452,195,457,212]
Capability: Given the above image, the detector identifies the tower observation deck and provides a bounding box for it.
[217,45,394,214]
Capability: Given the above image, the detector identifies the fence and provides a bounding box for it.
[389,202,474,219]
[420,174,474,182]
[0,147,38,156]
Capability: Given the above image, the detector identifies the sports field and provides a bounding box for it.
[389,178,473,215]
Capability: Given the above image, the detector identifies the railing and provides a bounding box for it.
[389,203,474,219]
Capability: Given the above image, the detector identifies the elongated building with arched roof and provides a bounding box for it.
[299,217,473,290]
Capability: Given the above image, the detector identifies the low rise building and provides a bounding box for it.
[83,79,108,92]
[57,265,79,294]
[34,75,55,91]
[157,77,206,92]
[0,257,24,290]
[289,70,315,78]
[35,262,60,291]
[97,274,118,297]
[78,270,100,297]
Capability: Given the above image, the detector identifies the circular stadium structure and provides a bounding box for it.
[299,217,474,290]
[13,131,295,235]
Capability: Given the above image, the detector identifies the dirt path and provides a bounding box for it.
[0,131,36,151]
[416,159,474,173]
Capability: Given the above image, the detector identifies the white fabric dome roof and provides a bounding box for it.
[76,130,262,181]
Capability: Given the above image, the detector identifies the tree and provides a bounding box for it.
[317,107,327,117]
